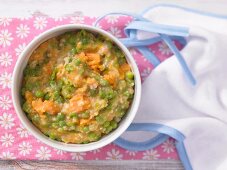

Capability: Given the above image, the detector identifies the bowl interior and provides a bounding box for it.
[12,24,141,152]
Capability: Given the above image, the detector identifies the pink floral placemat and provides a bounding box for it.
[0,15,182,160]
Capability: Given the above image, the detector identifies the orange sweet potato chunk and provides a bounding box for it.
[68,94,90,113]
[32,99,60,115]
[104,73,116,86]
[119,63,131,79]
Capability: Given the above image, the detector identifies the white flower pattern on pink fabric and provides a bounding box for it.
[108,27,121,38]
[16,124,30,138]
[70,16,84,24]
[16,24,30,39]
[125,150,137,156]
[141,67,152,81]
[35,146,52,160]
[0,72,12,89]
[142,149,160,160]
[20,16,32,21]
[158,42,172,55]
[54,16,66,21]
[71,152,86,160]
[106,15,119,24]
[18,142,32,156]
[15,43,26,56]
[0,30,13,47]
[0,133,14,147]
[161,139,175,153]
[0,18,12,27]
[0,112,15,129]
[0,52,12,67]
[0,151,16,159]
[54,148,66,155]
[34,17,47,30]
[106,149,123,160]
[91,149,100,154]
[0,95,12,110]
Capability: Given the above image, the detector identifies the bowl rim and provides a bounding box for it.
[12,24,141,152]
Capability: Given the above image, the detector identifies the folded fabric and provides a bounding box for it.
[102,4,227,170]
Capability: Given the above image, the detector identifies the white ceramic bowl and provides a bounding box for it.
[12,24,141,152]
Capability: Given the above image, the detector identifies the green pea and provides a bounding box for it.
[61,85,75,99]
[74,58,81,66]
[110,120,117,129]
[117,111,125,118]
[35,90,44,98]
[99,90,106,99]
[49,132,56,140]
[50,68,57,81]
[123,90,133,98]
[88,132,99,141]
[126,79,134,87]
[71,47,77,55]
[118,57,126,65]
[81,37,89,45]
[95,115,105,124]
[126,71,134,80]
[53,90,60,97]
[49,80,57,88]
[68,36,76,45]
[62,77,71,85]
[99,89,114,99]
[89,89,98,97]
[103,121,110,128]
[105,126,113,134]
[100,79,108,86]
[51,122,58,128]
[26,81,40,91]
[57,80,64,89]
[56,96,64,103]
[58,121,66,127]
[66,121,75,127]
[25,82,33,91]
[65,64,75,72]
[82,126,89,133]
[70,112,78,118]
[44,93,51,100]
[80,111,90,119]
[31,114,40,123]
[106,90,114,99]
[56,113,65,121]
[24,67,40,76]
[22,102,31,113]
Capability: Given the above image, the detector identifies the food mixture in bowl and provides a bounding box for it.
[21,30,135,144]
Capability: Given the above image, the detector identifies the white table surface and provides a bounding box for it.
[0,0,227,17]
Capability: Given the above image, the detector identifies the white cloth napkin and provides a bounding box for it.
[120,5,227,170]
